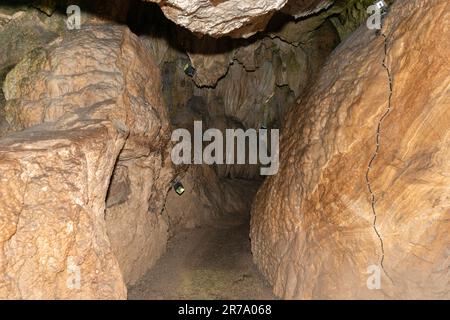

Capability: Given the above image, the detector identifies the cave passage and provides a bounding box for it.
[0,0,349,299]
[4,0,447,301]
[117,2,344,300]
[128,209,274,300]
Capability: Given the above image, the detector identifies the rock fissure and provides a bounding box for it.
[365,29,393,283]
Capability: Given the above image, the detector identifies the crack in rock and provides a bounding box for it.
[365,29,394,284]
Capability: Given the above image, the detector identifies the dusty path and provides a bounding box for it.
[128,218,275,300]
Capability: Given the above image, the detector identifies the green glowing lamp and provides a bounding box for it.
[174,181,185,196]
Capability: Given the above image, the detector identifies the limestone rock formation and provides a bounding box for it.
[144,0,286,38]
[0,7,67,137]
[0,121,128,299]
[0,25,174,298]
[282,0,333,18]
[145,0,333,38]
[0,10,61,77]
[251,0,450,299]
[140,7,339,180]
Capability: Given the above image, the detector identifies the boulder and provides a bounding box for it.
[0,25,174,298]
[251,0,450,299]
[0,120,128,299]
[144,0,333,38]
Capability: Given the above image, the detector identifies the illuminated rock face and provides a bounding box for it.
[0,0,447,301]
[250,0,450,299]
[0,25,174,299]
[0,121,129,299]
[144,0,333,38]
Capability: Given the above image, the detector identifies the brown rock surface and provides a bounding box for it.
[0,25,174,298]
[0,120,128,299]
[137,8,339,182]
[251,0,450,299]
[144,0,332,38]
[0,9,61,77]
[139,7,339,175]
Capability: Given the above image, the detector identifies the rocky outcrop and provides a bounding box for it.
[251,0,450,299]
[141,0,379,40]
[0,120,128,299]
[145,0,333,38]
[0,25,174,298]
[144,0,286,38]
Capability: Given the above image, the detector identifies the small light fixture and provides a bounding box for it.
[183,63,196,77]
[173,181,185,196]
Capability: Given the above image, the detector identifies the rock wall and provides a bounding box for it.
[251,0,450,299]
[0,24,174,298]
[163,165,260,232]
[0,120,128,299]
[144,0,333,38]
[138,6,339,180]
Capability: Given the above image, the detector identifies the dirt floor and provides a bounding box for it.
[128,218,275,300]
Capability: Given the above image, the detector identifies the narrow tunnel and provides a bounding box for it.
[0,0,448,301]
[118,1,341,299]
